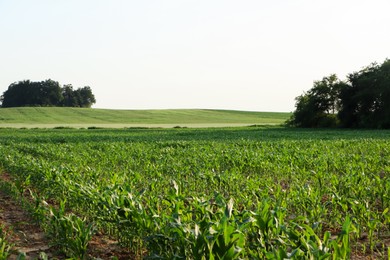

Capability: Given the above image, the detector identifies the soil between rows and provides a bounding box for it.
[0,173,134,259]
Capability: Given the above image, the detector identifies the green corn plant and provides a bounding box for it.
[247,199,287,258]
[183,197,248,260]
[209,198,248,259]
[286,221,332,259]
[28,190,49,225]
[366,216,381,253]
[0,225,12,260]
[0,128,389,258]
[331,216,355,260]
[47,200,95,259]
[195,197,252,259]
[146,195,251,260]
[383,208,390,234]
[145,183,190,259]
[63,214,96,259]
[113,192,154,256]
[14,174,31,195]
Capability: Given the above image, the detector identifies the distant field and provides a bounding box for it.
[0,107,290,128]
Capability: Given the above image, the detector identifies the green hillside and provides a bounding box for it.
[0,107,291,128]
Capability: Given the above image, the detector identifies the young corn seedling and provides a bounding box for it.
[286,220,332,259]
[247,199,287,258]
[47,200,95,259]
[188,196,251,260]
[0,225,12,260]
[208,198,247,259]
[331,216,355,260]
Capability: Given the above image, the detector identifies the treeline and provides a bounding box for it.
[0,79,96,108]
[288,59,390,128]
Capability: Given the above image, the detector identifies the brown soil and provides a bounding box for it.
[0,173,136,259]
[0,188,59,259]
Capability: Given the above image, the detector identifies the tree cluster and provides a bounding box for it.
[0,79,96,108]
[288,59,390,128]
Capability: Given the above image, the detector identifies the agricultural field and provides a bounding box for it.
[0,127,389,259]
[0,107,290,128]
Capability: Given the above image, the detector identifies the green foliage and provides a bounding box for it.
[146,194,249,259]
[339,59,390,128]
[287,74,346,128]
[47,200,95,259]
[62,85,96,108]
[330,216,355,259]
[1,79,96,108]
[0,225,12,260]
[289,59,390,129]
[0,127,389,258]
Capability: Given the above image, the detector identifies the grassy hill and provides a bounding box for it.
[0,107,291,128]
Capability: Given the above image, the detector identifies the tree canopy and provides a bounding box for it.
[1,80,96,108]
[288,59,390,129]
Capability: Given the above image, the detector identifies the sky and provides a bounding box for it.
[0,1,389,112]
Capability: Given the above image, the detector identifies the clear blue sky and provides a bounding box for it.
[1,0,389,112]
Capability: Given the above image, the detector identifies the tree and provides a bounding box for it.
[287,74,346,127]
[339,59,390,128]
[75,86,96,108]
[1,80,96,108]
[62,84,79,107]
[39,79,63,106]
[289,59,390,129]
[60,85,95,108]
[1,80,39,107]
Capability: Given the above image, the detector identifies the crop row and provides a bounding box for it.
[0,128,389,258]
